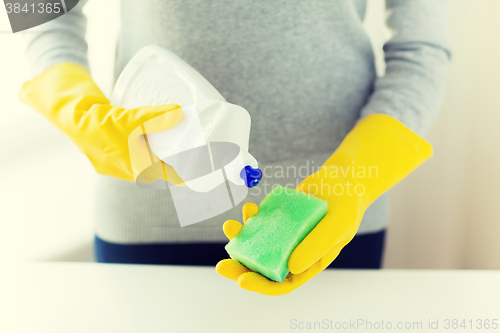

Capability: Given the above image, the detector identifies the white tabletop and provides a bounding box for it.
[1,262,499,333]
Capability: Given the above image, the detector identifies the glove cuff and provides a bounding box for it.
[323,114,433,206]
[19,62,109,121]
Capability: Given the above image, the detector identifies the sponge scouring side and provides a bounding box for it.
[225,186,328,282]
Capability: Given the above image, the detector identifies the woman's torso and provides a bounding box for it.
[95,0,389,244]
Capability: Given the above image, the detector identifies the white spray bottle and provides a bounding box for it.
[110,45,262,193]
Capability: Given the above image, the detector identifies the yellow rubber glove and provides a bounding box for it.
[19,62,184,183]
[216,114,433,296]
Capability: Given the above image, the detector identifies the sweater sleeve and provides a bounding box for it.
[359,0,452,136]
[24,0,89,77]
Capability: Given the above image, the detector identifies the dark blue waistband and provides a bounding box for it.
[94,229,386,269]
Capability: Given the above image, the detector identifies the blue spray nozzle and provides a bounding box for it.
[240,165,262,188]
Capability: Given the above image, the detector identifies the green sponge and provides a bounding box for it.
[225,186,328,282]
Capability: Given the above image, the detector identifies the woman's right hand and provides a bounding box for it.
[20,62,183,183]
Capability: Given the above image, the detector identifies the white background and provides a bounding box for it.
[0,0,499,268]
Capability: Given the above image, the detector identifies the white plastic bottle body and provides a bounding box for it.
[110,45,260,192]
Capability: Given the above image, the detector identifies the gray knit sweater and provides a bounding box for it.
[25,0,451,244]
